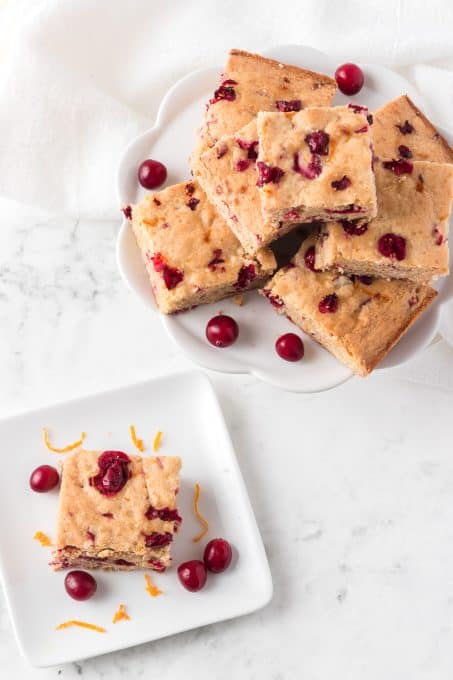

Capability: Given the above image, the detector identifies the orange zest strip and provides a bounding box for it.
[34,531,52,547]
[55,620,106,633]
[192,482,209,543]
[43,428,86,453]
[112,603,130,623]
[145,573,162,597]
[153,430,163,452]
[129,424,144,452]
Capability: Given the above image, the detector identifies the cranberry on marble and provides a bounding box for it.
[29,465,60,492]
[64,571,97,601]
[275,333,305,362]
[335,63,364,95]
[138,159,167,190]
[177,560,207,592]
[203,538,233,573]
[206,315,239,348]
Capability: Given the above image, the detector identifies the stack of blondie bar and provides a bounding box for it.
[130,49,453,376]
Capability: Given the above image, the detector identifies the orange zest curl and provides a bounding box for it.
[129,424,144,452]
[55,620,106,633]
[43,428,86,453]
[192,483,209,543]
[144,573,162,597]
[153,430,163,452]
[112,603,130,623]
[34,531,52,546]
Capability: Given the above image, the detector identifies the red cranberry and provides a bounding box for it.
[341,220,368,236]
[209,79,237,105]
[262,289,284,308]
[186,197,200,211]
[89,451,130,496]
[177,560,207,592]
[144,532,173,547]
[151,253,184,290]
[236,138,259,159]
[319,293,339,313]
[377,233,406,260]
[293,153,322,179]
[203,538,233,573]
[208,248,225,271]
[29,465,59,492]
[382,159,413,175]
[304,245,317,271]
[206,315,239,348]
[138,159,167,190]
[275,99,302,112]
[305,130,329,155]
[256,162,285,187]
[398,145,412,159]
[64,570,97,601]
[275,333,305,362]
[145,506,182,523]
[396,120,414,135]
[331,175,351,191]
[236,159,250,172]
[235,263,256,289]
[335,63,364,95]
[121,205,132,220]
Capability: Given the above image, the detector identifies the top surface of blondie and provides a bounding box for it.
[372,95,453,163]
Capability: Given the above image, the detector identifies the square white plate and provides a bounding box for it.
[0,371,272,667]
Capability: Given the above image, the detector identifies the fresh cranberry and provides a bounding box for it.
[319,293,339,313]
[89,451,130,496]
[235,264,256,289]
[121,205,132,220]
[304,245,317,271]
[138,159,167,190]
[275,333,305,362]
[186,197,200,211]
[331,175,351,191]
[341,220,368,236]
[29,465,59,492]
[275,99,302,112]
[144,532,173,548]
[236,138,259,159]
[64,571,97,601]
[256,162,285,187]
[206,315,239,348]
[335,63,364,95]
[209,79,237,105]
[377,233,406,260]
[177,560,207,592]
[203,538,233,573]
[236,159,250,172]
[396,120,414,135]
[305,130,329,155]
[398,145,412,158]
[293,153,322,179]
[382,159,413,175]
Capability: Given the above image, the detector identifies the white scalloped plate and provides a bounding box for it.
[117,44,453,393]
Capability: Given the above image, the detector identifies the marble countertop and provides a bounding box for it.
[1,212,453,680]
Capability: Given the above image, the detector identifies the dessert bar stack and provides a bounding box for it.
[129,50,453,376]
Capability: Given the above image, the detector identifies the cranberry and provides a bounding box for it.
[382,159,413,175]
[341,220,368,236]
[275,99,302,112]
[177,560,207,592]
[29,465,59,492]
[396,120,414,135]
[335,63,364,95]
[235,264,256,289]
[206,315,239,348]
[275,333,305,362]
[293,153,322,179]
[236,138,259,159]
[331,175,351,191]
[236,159,250,172]
[433,226,444,246]
[138,159,167,190]
[64,571,97,601]
[186,197,200,211]
[209,79,237,105]
[145,506,182,523]
[319,293,339,313]
[357,275,373,285]
[262,289,284,308]
[305,130,329,155]
[354,125,368,133]
[185,183,195,196]
[377,233,406,260]
[121,205,132,220]
[398,144,412,158]
[348,103,368,114]
[304,245,317,271]
[216,144,228,159]
[144,532,173,548]
[151,253,184,290]
[203,538,233,573]
[89,451,130,496]
[256,162,285,187]
[207,248,225,271]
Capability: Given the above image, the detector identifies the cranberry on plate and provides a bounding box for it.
[138,159,167,190]
[64,570,97,601]
[335,63,364,96]
[206,315,239,348]
[29,465,60,492]
[275,333,305,362]
[177,560,207,592]
[203,538,233,573]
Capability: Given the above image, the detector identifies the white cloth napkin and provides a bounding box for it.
[1,0,453,386]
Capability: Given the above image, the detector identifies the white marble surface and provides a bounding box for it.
[2,212,453,679]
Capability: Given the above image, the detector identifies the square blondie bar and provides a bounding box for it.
[51,450,181,571]
[130,181,276,313]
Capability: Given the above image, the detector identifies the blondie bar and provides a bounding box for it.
[51,451,181,571]
[130,181,276,313]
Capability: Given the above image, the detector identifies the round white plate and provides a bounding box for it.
[117,44,453,393]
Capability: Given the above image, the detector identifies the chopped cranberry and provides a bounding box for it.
[325,204,366,215]
[275,99,302,112]
[305,130,329,155]
[144,532,173,548]
[185,183,195,196]
[64,571,97,601]
[208,248,225,271]
[153,197,162,206]
[209,79,237,105]
[283,209,300,221]
[319,293,339,313]
[235,263,256,289]
[121,205,132,220]
[293,152,322,179]
[398,144,412,158]
[377,233,406,260]
[86,530,95,542]
[331,175,351,191]
[114,559,135,566]
[89,451,130,496]
[235,159,250,172]
[151,253,184,289]
[416,174,424,192]
[29,465,59,492]
[396,120,414,135]
[186,197,200,210]
[138,159,167,190]
[275,333,305,362]
[335,63,364,95]
[348,103,368,114]
[216,144,228,159]
[408,295,419,307]
[203,538,233,573]
[382,159,413,175]
[367,113,373,125]
[236,138,259,159]
[177,560,207,592]
[341,220,368,236]
[357,276,374,285]
[102,512,113,519]
[433,226,444,245]
[206,315,239,348]
[149,559,166,572]
[304,245,317,271]
[354,125,368,133]
[262,288,284,308]
[145,506,182,523]
[256,161,285,187]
